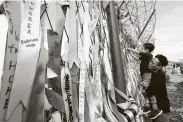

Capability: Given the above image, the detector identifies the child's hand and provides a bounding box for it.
[127,48,133,51]
[141,89,146,94]
[126,48,140,54]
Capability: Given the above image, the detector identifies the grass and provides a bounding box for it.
[167,75,183,122]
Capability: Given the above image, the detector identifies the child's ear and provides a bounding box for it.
[145,49,149,53]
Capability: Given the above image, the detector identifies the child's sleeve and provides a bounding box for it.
[139,52,152,60]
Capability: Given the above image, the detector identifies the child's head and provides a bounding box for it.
[143,43,155,53]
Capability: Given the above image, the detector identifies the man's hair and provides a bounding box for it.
[143,43,155,53]
[155,54,168,67]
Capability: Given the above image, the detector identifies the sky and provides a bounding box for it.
[154,1,183,62]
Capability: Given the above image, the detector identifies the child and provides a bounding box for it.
[127,43,163,119]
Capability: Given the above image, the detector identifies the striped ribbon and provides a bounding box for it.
[120,97,140,122]
[101,84,119,122]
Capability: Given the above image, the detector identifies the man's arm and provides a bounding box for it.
[146,72,164,96]
[146,81,155,97]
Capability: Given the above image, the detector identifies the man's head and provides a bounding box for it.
[143,43,155,53]
[148,54,168,70]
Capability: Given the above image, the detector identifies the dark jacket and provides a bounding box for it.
[139,52,153,76]
[146,70,170,113]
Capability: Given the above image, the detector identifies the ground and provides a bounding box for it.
[167,74,183,122]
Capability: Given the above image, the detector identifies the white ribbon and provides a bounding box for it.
[0,14,8,92]
[50,111,62,122]
[46,3,66,39]
[70,64,79,122]
[68,2,80,122]
[47,68,58,79]
[102,1,109,9]
[40,4,49,64]
[5,1,41,120]
[85,70,100,120]
[0,1,22,122]
[88,2,100,36]
[83,2,91,68]
[61,67,74,122]
[61,7,69,63]
[78,21,85,122]
[68,1,79,69]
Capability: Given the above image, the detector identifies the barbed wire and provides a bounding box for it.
[117,0,156,45]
